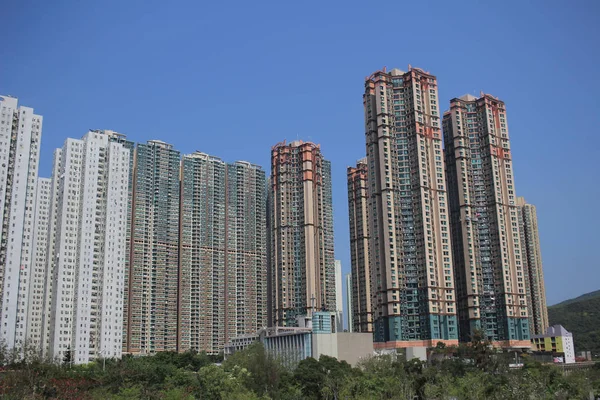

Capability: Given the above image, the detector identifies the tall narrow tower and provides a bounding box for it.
[364,67,458,348]
[443,94,530,347]
[347,158,373,333]
[180,152,267,354]
[268,140,335,327]
[0,95,43,350]
[124,140,181,354]
[47,130,130,363]
[517,197,548,337]
[26,178,51,351]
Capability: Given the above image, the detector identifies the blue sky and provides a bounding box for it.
[1,0,598,306]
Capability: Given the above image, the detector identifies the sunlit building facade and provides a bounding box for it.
[0,95,43,350]
[124,140,182,354]
[180,152,267,354]
[517,197,548,337]
[443,94,530,347]
[47,130,130,363]
[364,67,458,348]
[268,141,335,327]
[347,159,373,333]
[25,178,51,351]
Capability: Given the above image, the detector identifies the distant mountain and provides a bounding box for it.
[548,290,600,356]
[551,290,600,307]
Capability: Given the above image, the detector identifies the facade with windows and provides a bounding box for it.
[180,152,267,354]
[124,140,182,355]
[0,95,43,350]
[517,197,548,337]
[443,94,530,347]
[347,159,373,333]
[363,68,458,348]
[268,141,335,327]
[41,150,62,357]
[25,178,51,351]
[46,130,130,363]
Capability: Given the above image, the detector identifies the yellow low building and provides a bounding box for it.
[530,325,575,364]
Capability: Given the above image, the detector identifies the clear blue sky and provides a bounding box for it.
[1,0,598,306]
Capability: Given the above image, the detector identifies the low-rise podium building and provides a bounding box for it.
[224,312,373,367]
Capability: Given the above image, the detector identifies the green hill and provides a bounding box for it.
[548,290,600,356]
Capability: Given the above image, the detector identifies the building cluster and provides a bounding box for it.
[0,64,550,365]
[347,66,549,350]
[224,311,372,368]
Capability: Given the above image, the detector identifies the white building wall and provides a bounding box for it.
[49,139,84,361]
[25,178,51,350]
[48,131,129,364]
[98,141,128,359]
[334,260,343,332]
[312,332,338,360]
[345,273,353,332]
[563,335,575,364]
[41,149,62,358]
[0,95,42,350]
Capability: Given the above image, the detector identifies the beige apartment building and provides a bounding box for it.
[517,197,549,337]
[363,67,458,348]
[347,158,373,333]
[268,140,335,327]
[443,93,530,347]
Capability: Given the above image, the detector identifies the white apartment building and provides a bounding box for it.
[41,150,62,357]
[25,178,51,351]
[0,95,43,350]
[47,130,130,364]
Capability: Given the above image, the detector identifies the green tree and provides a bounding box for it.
[223,342,291,399]
[197,364,258,400]
[294,357,324,399]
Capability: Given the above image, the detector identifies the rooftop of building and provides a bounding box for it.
[89,129,127,139]
[459,94,478,101]
[271,139,320,150]
[532,324,572,339]
[0,95,18,108]
[184,151,262,169]
[147,139,174,149]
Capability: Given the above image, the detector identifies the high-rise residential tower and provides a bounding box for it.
[364,67,458,348]
[443,93,530,346]
[47,130,130,363]
[347,159,373,333]
[124,140,182,355]
[25,178,51,351]
[41,150,63,357]
[268,140,335,327]
[180,152,267,354]
[517,197,548,337]
[0,95,43,350]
